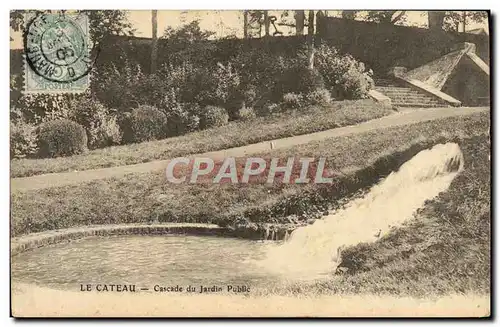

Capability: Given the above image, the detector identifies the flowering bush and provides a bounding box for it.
[199,105,229,129]
[314,44,373,100]
[66,97,122,149]
[282,93,304,109]
[305,88,332,106]
[237,107,257,121]
[164,103,201,137]
[10,119,38,159]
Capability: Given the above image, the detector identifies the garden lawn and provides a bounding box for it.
[11,100,393,178]
[11,111,490,296]
[12,110,489,237]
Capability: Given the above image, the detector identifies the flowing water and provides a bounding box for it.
[12,143,464,288]
[259,142,464,280]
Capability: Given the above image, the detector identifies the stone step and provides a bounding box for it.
[375,86,419,92]
[392,100,442,105]
[388,95,441,102]
[391,102,443,108]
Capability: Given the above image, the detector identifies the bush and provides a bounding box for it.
[37,119,88,158]
[199,106,229,129]
[164,103,201,137]
[90,114,122,149]
[13,93,79,125]
[282,93,304,109]
[242,85,258,108]
[67,97,121,149]
[10,120,38,159]
[237,107,257,121]
[314,44,373,100]
[277,65,325,98]
[305,88,332,106]
[120,106,168,144]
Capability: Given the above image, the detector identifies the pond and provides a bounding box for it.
[11,235,280,292]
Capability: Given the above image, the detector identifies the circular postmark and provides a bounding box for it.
[24,12,93,83]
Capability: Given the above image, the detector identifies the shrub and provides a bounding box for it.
[164,103,201,137]
[13,93,79,125]
[242,86,258,108]
[314,44,373,100]
[237,107,257,121]
[10,120,38,159]
[90,114,122,149]
[305,88,332,106]
[282,93,304,109]
[37,119,88,158]
[256,102,281,116]
[67,97,121,149]
[199,106,229,129]
[277,65,325,98]
[120,106,168,144]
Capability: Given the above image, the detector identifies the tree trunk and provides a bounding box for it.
[341,10,357,20]
[264,11,270,37]
[428,11,446,31]
[243,11,248,38]
[295,10,305,35]
[462,11,467,33]
[151,10,158,74]
[307,10,315,70]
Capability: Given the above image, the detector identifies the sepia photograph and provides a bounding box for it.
[9,8,491,318]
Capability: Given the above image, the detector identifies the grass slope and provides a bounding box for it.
[11,111,489,238]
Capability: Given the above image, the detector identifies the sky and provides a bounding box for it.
[10,10,489,49]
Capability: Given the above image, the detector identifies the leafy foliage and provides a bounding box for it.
[120,105,168,144]
[10,119,38,159]
[199,106,230,129]
[37,119,88,158]
[314,44,373,100]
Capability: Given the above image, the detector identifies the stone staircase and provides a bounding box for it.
[374,78,447,108]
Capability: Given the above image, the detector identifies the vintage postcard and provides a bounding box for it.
[10,10,491,317]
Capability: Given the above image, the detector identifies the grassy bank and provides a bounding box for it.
[11,100,393,178]
[11,111,489,237]
[268,134,490,298]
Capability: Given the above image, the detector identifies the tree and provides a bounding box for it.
[163,20,215,42]
[243,11,249,38]
[341,10,358,20]
[295,10,305,35]
[428,11,446,31]
[443,11,488,32]
[365,11,407,25]
[262,11,269,37]
[307,10,315,70]
[427,11,488,32]
[10,10,134,45]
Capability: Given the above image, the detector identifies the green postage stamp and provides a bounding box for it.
[23,12,91,93]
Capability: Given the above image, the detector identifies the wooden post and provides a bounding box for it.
[151,10,158,74]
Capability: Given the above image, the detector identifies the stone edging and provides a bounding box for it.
[368,89,392,106]
[10,223,237,256]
